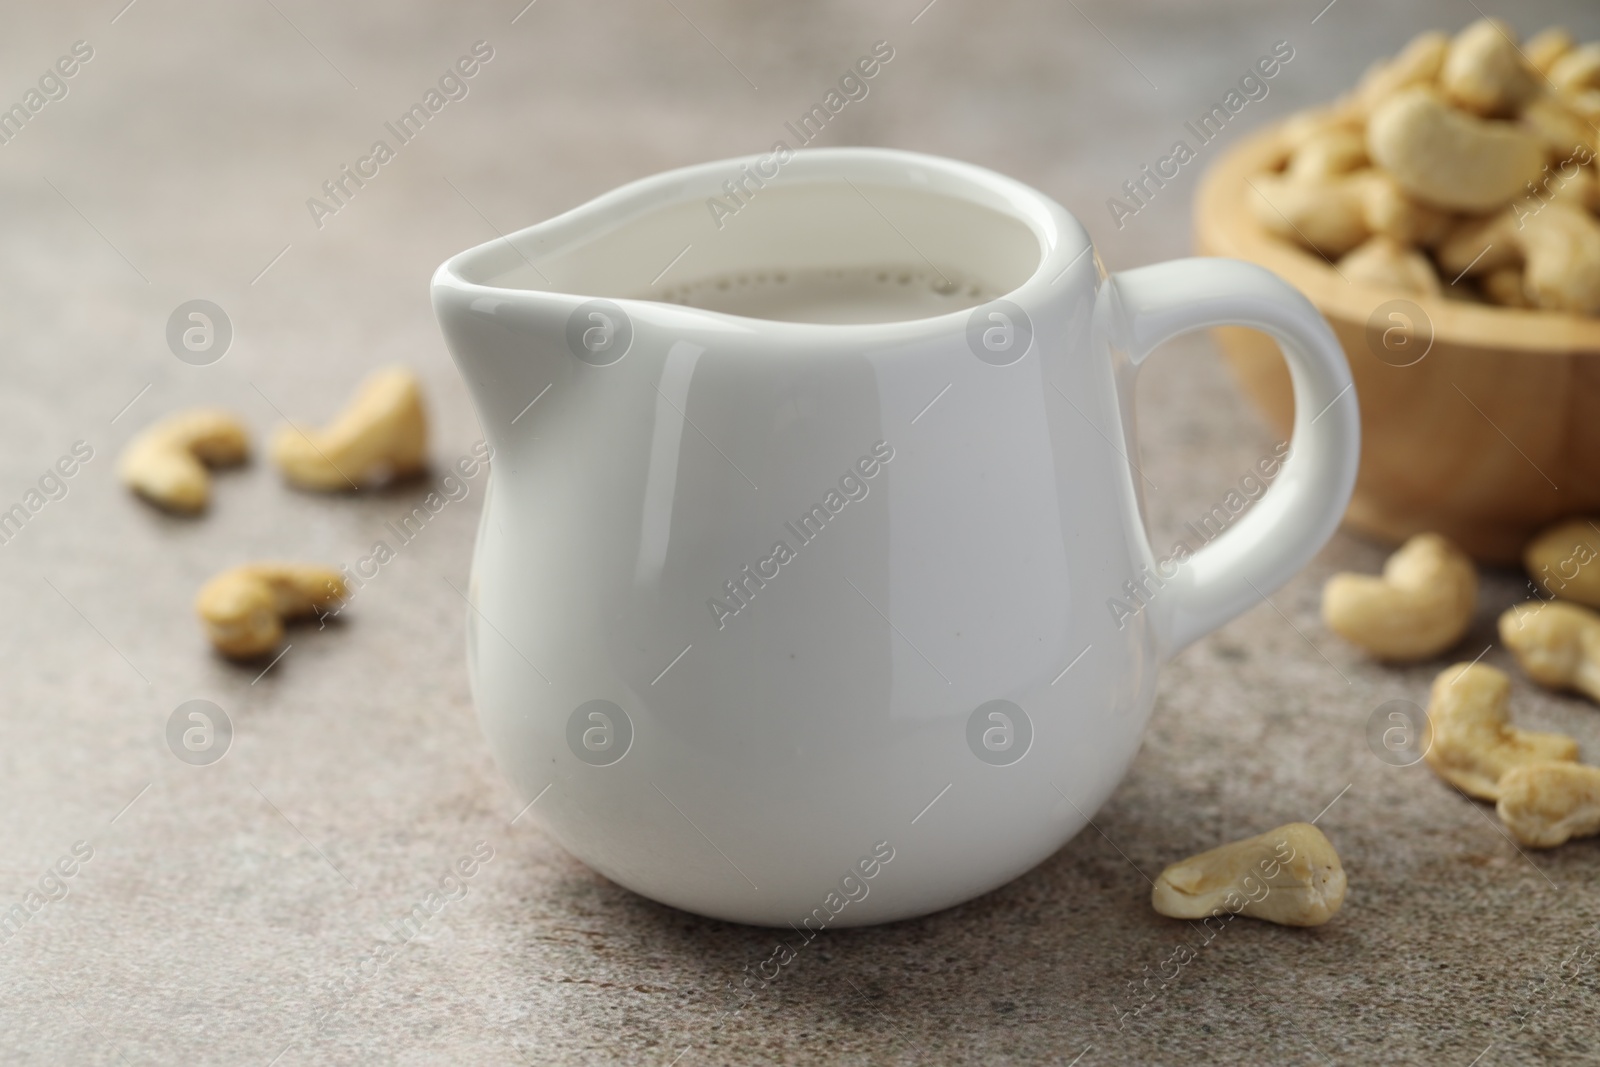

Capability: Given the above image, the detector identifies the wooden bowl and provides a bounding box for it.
[1195,123,1600,564]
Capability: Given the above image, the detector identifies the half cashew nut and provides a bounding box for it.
[1367,87,1547,211]
[1496,762,1600,848]
[1499,600,1600,702]
[117,409,248,513]
[1151,822,1345,928]
[1423,662,1579,800]
[1322,533,1477,661]
[270,367,428,491]
[195,563,347,659]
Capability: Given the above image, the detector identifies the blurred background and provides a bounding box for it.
[3,1,1598,1064]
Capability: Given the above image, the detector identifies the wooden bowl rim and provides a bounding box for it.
[1195,122,1600,354]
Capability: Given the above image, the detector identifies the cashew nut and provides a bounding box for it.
[1354,31,1449,113]
[1151,822,1345,928]
[1286,128,1369,181]
[1525,27,1575,76]
[1435,210,1523,278]
[117,409,249,513]
[1524,519,1600,605]
[270,367,428,491]
[1248,173,1370,258]
[1481,265,1532,307]
[1520,95,1598,161]
[1499,600,1600,702]
[1338,235,1442,295]
[195,563,347,659]
[1548,163,1600,212]
[1550,43,1600,93]
[1367,87,1547,211]
[1568,89,1600,124]
[1360,173,1455,247]
[1496,762,1600,848]
[1281,107,1364,151]
[1322,533,1477,661]
[1519,202,1600,314]
[1424,663,1579,800]
[1260,28,1600,319]
[1440,19,1542,118]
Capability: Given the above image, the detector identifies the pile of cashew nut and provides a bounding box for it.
[115,367,430,659]
[1321,520,1600,850]
[1252,20,1600,314]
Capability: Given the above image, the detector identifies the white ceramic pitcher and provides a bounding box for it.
[432,147,1359,928]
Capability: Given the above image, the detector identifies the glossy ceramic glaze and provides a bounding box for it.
[431,148,1359,927]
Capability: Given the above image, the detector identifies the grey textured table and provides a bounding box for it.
[4,2,1599,1064]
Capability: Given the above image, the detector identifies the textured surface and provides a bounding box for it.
[3,2,1599,1064]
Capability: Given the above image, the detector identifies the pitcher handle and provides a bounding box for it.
[1105,257,1360,659]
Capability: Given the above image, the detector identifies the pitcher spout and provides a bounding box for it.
[432,146,1078,459]
[432,266,571,458]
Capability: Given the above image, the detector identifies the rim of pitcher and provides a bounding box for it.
[432,146,1094,334]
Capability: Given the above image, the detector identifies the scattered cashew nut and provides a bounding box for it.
[1523,518,1600,606]
[1322,533,1477,661]
[1151,822,1345,928]
[1423,662,1579,800]
[117,409,249,514]
[1496,762,1600,848]
[271,367,428,491]
[195,563,347,659]
[1367,87,1547,211]
[1440,19,1542,118]
[1499,600,1600,702]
